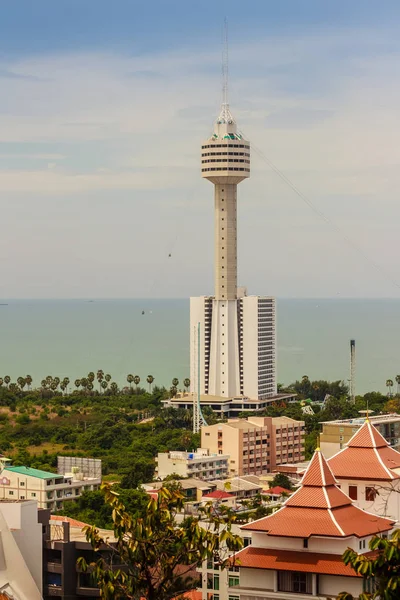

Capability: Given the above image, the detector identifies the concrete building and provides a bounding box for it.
[201,416,305,476]
[0,500,43,599]
[0,465,101,511]
[225,449,395,600]
[328,418,400,522]
[189,79,287,406]
[164,391,295,418]
[156,448,229,481]
[320,413,400,458]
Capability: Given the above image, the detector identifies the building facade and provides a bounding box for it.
[0,466,101,511]
[320,413,400,457]
[328,418,400,521]
[190,90,277,402]
[225,449,395,600]
[156,448,229,481]
[201,416,305,476]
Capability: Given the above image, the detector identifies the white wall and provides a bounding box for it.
[239,567,275,592]
[318,574,362,597]
[337,478,400,521]
[250,532,356,554]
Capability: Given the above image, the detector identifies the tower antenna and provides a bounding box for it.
[222,17,229,109]
[218,18,234,124]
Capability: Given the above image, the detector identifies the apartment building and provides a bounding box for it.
[320,413,400,457]
[0,465,101,510]
[156,448,229,481]
[201,416,305,476]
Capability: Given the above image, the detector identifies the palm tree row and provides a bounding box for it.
[386,375,400,397]
[0,372,191,396]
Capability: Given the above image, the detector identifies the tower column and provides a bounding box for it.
[214,183,237,301]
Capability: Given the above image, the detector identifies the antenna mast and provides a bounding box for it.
[193,322,207,434]
[350,339,356,404]
[218,18,234,124]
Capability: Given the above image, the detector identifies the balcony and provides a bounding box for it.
[47,561,63,573]
[76,587,101,597]
[45,585,63,596]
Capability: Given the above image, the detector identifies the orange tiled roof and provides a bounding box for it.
[50,515,89,528]
[242,449,394,538]
[266,486,292,495]
[203,490,234,499]
[232,546,363,577]
[328,420,400,481]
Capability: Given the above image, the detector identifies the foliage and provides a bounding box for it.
[338,529,400,600]
[271,473,293,491]
[78,484,243,600]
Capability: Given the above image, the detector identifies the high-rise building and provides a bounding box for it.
[190,81,276,401]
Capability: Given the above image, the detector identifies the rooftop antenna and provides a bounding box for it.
[218,18,234,125]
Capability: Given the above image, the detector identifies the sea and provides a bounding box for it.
[0,298,398,395]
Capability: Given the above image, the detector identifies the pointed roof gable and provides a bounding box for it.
[328,420,400,481]
[242,449,394,538]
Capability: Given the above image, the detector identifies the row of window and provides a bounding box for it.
[202,143,250,149]
[202,167,250,172]
[202,158,250,164]
[202,151,250,157]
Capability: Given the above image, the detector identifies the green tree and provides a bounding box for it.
[146,375,154,393]
[386,379,394,397]
[396,375,400,396]
[120,457,155,489]
[4,376,10,388]
[25,374,33,390]
[97,370,104,392]
[78,485,242,600]
[105,373,112,383]
[183,378,190,392]
[270,473,293,490]
[338,529,400,600]
[133,375,140,395]
[101,380,108,393]
[127,374,134,390]
[172,377,179,389]
[74,379,81,390]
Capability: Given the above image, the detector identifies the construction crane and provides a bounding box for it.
[192,322,208,434]
[350,339,356,404]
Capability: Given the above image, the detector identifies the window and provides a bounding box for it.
[359,539,366,550]
[214,575,220,590]
[303,538,308,549]
[229,597,240,600]
[278,571,312,594]
[228,576,239,587]
[8,491,13,496]
[365,486,377,501]
[20,482,25,486]
[20,496,25,500]
[349,485,358,500]
[31,492,36,497]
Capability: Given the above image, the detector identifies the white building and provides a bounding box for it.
[190,89,278,402]
[0,500,42,599]
[0,465,101,510]
[328,418,400,522]
[156,448,229,481]
[222,449,395,600]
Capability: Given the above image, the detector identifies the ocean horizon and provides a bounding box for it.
[0,297,398,395]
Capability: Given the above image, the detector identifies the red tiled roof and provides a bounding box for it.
[242,449,395,538]
[328,420,400,481]
[266,486,292,495]
[231,546,363,577]
[50,515,89,528]
[203,490,234,499]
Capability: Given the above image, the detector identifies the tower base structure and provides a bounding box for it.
[190,290,276,400]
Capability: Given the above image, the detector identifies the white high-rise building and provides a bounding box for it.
[190,92,276,401]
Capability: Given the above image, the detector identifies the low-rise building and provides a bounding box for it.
[320,413,400,457]
[225,448,395,600]
[156,448,229,481]
[0,465,101,511]
[201,416,305,476]
[328,417,400,521]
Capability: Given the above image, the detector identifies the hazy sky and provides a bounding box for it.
[1,0,400,298]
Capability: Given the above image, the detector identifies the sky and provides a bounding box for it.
[1,0,400,298]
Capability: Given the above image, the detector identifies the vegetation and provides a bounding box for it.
[270,473,293,491]
[338,529,400,600]
[79,484,242,600]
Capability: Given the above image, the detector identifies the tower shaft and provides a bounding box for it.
[214,183,237,300]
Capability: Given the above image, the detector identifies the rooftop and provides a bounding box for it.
[328,419,400,481]
[5,466,59,480]
[203,490,234,500]
[266,486,292,496]
[321,413,400,426]
[230,546,363,578]
[242,449,394,538]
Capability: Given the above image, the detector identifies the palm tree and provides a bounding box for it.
[386,379,394,397]
[80,377,88,393]
[97,370,104,392]
[127,374,134,391]
[170,386,178,398]
[133,375,140,395]
[183,378,190,392]
[50,381,58,392]
[74,379,81,390]
[105,373,111,383]
[41,379,47,389]
[4,376,10,388]
[62,377,70,394]
[146,375,154,393]
[60,382,66,393]
[0,378,3,387]
[396,375,400,396]
[9,383,18,394]
[172,378,179,389]
[46,375,52,385]
[101,380,108,393]
[110,382,118,395]
[25,375,32,390]
[87,372,95,384]
[17,377,26,391]
[53,377,60,388]
[87,382,94,392]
